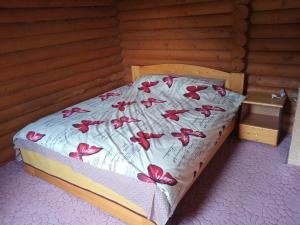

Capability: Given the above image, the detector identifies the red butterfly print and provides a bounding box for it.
[72,120,104,133]
[130,131,164,150]
[183,85,208,100]
[99,92,120,101]
[26,131,45,142]
[163,75,178,88]
[137,164,177,186]
[62,107,90,118]
[69,143,102,161]
[112,101,136,111]
[141,98,167,108]
[127,82,134,87]
[111,116,140,129]
[138,81,159,93]
[212,85,226,96]
[195,105,225,117]
[161,109,189,121]
[171,128,206,146]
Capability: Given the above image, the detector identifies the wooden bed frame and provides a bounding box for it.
[24,64,244,225]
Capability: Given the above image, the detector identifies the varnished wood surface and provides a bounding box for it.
[118,0,249,82]
[247,0,300,133]
[0,1,125,164]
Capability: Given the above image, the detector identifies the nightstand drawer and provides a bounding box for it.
[239,124,278,146]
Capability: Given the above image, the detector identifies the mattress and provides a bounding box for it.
[14,75,244,225]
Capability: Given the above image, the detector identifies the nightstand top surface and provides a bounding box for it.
[243,92,286,108]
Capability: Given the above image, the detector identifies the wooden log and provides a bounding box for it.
[248,75,300,89]
[0,18,118,39]
[117,0,217,11]
[0,63,124,109]
[247,63,300,78]
[0,28,119,54]
[0,48,122,84]
[0,7,116,24]
[251,9,300,25]
[232,33,247,46]
[0,76,125,137]
[121,39,233,51]
[233,19,248,33]
[252,0,300,11]
[231,47,246,59]
[122,49,232,61]
[119,14,233,31]
[118,1,233,21]
[123,58,233,72]
[0,0,114,8]
[120,27,232,40]
[250,24,300,38]
[248,51,300,65]
[0,147,15,164]
[0,40,121,69]
[249,39,300,51]
[0,133,14,150]
[231,59,245,72]
[0,53,123,96]
[0,71,126,123]
[234,0,250,4]
[233,5,249,19]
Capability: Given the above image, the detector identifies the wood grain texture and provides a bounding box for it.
[246,0,300,134]
[118,0,249,81]
[0,2,125,164]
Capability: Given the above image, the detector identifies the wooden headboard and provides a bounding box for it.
[131,64,244,94]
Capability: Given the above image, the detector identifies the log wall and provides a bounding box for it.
[247,0,300,133]
[1,0,299,163]
[117,0,249,81]
[0,0,126,164]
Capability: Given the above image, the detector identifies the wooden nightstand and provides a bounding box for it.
[239,92,286,146]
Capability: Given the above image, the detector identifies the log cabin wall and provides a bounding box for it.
[0,0,126,164]
[117,0,249,81]
[247,0,300,133]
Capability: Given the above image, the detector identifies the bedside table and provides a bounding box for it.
[239,92,286,146]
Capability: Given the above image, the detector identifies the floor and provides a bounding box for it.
[1,136,300,225]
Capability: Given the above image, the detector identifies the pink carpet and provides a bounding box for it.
[1,136,300,225]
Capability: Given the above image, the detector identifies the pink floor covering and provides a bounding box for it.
[1,136,300,225]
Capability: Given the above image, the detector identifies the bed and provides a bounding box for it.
[14,64,244,225]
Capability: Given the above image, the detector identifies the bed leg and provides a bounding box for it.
[24,164,36,176]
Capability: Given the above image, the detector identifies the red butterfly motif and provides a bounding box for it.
[130,131,164,150]
[141,98,167,108]
[127,82,134,87]
[72,120,104,133]
[183,85,208,100]
[195,105,225,117]
[99,92,120,101]
[69,143,102,161]
[137,164,177,186]
[111,101,136,111]
[111,116,140,129]
[171,128,206,146]
[26,131,45,142]
[138,81,159,93]
[212,85,226,96]
[161,109,189,121]
[62,107,90,118]
[163,75,178,88]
